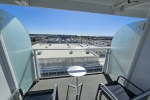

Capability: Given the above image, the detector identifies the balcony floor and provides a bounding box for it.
[29,74,114,100]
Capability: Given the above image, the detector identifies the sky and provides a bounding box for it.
[0,4,145,36]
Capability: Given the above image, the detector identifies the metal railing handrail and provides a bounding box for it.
[32,47,110,81]
[32,47,111,50]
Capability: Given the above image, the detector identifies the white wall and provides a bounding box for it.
[129,26,150,92]
[0,54,11,100]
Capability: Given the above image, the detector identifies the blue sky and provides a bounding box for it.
[0,4,145,36]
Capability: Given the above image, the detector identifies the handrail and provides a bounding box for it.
[32,47,110,79]
[32,47,111,50]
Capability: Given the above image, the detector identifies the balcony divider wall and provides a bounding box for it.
[107,21,145,79]
[0,9,35,95]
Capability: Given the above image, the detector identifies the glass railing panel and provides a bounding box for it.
[0,9,35,94]
[107,21,145,79]
[33,47,109,78]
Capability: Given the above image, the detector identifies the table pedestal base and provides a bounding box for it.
[67,66,86,100]
[66,77,83,100]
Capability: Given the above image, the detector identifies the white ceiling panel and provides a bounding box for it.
[0,0,149,18]
[131,3,150,11]
[70,0,117,6]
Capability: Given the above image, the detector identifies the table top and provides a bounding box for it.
[67,66,86,77]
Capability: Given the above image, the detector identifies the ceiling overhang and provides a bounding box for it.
[0,0,150,18]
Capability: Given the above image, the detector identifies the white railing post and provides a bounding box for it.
[103,49,111,73]
[33,50,40,81]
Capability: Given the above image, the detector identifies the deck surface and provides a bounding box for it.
[29,74,114,100]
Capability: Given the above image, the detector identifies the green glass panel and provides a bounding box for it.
[0,9,35,94]
[108,21,145,79]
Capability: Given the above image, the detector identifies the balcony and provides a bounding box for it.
[1,8,150,100]
[9,44,110,100]
[8,45,110,100]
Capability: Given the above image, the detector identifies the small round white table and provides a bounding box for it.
[66,66,86,100]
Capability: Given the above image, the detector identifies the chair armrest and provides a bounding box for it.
[100,83,119,100]
[117,76,144,93]
[52,84,59,100]
[131,89,150,100]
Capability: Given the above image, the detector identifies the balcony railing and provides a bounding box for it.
[32,47,110,79]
